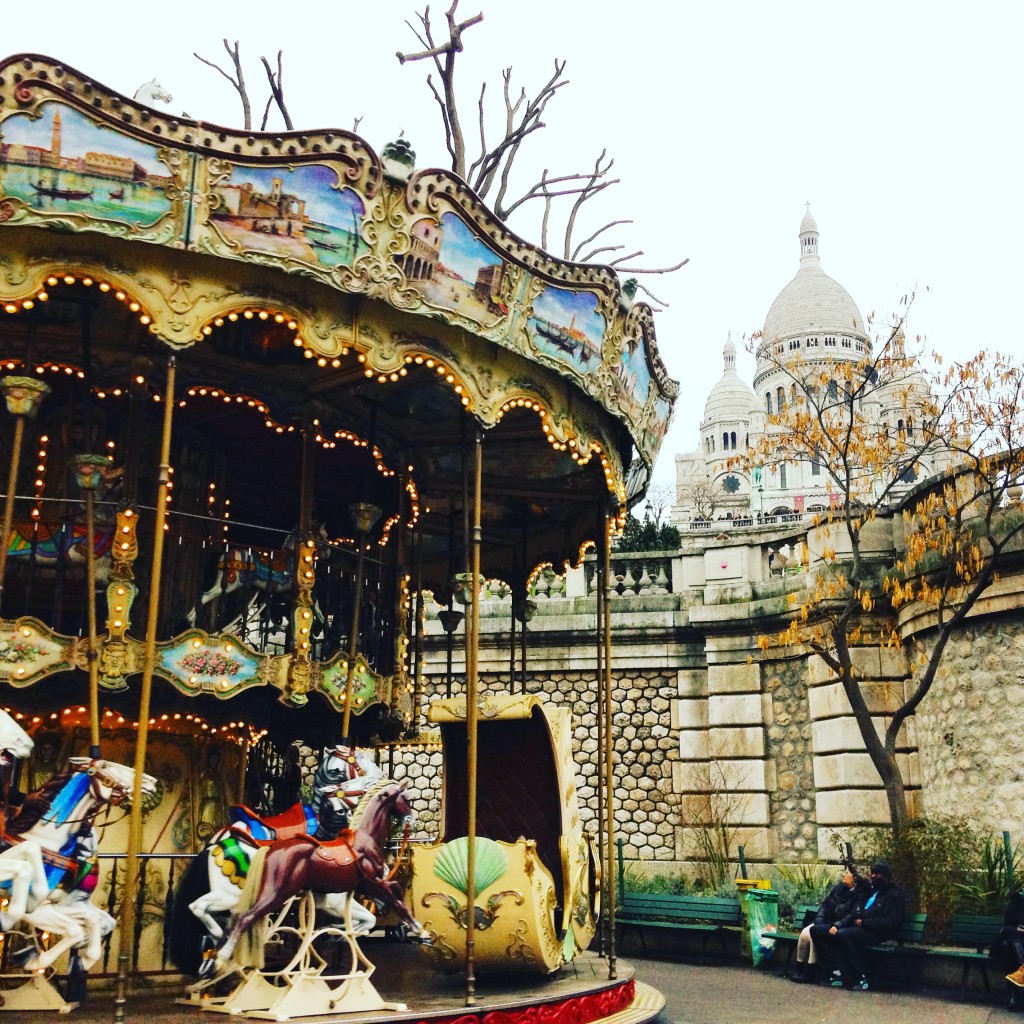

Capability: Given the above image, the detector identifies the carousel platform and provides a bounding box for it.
[61,947,663,1024]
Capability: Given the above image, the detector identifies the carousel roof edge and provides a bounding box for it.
[0,51,678,472]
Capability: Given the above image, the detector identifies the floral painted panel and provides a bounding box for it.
[157,634,261,696]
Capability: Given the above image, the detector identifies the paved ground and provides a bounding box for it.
[22,949,1024,1023]
[635,956,1022,1024]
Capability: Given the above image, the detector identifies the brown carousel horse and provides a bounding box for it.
[209,780,425,976]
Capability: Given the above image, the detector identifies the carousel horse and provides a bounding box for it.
[170,745,384,973]
[0,757,158,971]
[209,780,423,978]
[0,708,35,927]
[0,707,33,767]
[185,525,336,629]
[5,520,114,574]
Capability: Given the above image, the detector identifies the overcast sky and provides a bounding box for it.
[6,1,1021,493]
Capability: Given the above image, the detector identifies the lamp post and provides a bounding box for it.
[512,595,536,693]
[437,606,464,698]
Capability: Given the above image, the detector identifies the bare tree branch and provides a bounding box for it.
[562,150,612,258]
[572,220,633,261]
[396,2,485,177]
[501,170,618,220]
[636,282,670,306]
[474,59,568,203]
[611,257,691,275]
[352,115,364,133]
[261,50,294,130]
[195,39,251,130]
[580,244,625,261]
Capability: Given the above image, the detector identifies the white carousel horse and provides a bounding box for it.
[0,707,33,765]
[133,79,173,105]
[0,757,158,971]
[169,747,387,975]
[0,708,36,927]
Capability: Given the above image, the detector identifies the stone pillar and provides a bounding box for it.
[672,645,774,867]
[808,646,920,852]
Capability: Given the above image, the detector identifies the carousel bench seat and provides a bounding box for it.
[617,892,744,962]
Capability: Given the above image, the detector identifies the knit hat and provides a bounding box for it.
[870,860,892,879]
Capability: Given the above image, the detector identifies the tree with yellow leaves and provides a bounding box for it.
[740,318,1024,834]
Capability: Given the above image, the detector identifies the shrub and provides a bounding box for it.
[772,862,835,925]
[621,865,691,895]
[853,816,981,941]
[956,834,1024,916]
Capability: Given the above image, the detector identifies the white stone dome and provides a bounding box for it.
[763,265,865,342]
[762,208,866,343]
[703,336,755,423]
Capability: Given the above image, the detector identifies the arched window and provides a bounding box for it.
[906,417,914,438]
[730,431,737,449]
[723,432,729,450]
[827,380,838,401]
[779,464,787,489]
[777,386,786,412]
[790,383,797,405]
[766,392,773,414]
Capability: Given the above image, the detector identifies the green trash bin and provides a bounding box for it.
[744,888,779,966]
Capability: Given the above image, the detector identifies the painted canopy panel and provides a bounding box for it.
[0,55,676,478]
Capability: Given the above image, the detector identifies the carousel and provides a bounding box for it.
[0,53,676,1021]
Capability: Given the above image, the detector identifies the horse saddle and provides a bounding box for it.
[310,831,359,869]
[228,802,316,842]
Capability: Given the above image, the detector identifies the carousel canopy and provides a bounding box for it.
[0,54,677,726]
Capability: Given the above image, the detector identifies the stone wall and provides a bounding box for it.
[382,669,678,859]
[393,515,1024,875]
[915,614,1024,835]
[763,654,818,858]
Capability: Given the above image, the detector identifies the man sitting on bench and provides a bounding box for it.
[824,860,907,991]
[790,865,870,983]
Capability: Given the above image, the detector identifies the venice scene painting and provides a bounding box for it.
[527,285,604,375]
[396,211,509,327]
[0,102,175,228]
[615,332,654,424]
[208,164,368,270]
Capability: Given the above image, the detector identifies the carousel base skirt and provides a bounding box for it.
[67,948,663,1024]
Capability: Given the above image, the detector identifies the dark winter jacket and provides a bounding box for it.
[836,880,907,938]
[814,877,872,927]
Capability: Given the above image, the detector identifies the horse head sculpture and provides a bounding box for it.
[65,756,158,808]
[133,79,173,105]
[0,707,33,763]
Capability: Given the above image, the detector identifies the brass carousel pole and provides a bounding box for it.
[115,356,176,1023]
[0,377,50,612]
[602,504,617,980]
[594,512,605,957]
[464,425,483,1006]
[74,455,109,758]
[341,501,380,741]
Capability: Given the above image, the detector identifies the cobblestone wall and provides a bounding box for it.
[915,616,1024,835]
[763,655,818,858]
[332,670,680,858]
